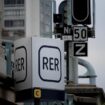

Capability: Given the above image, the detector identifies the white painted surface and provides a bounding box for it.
[14,37,65,91]
[14,38,32,90]
[32,37,65,90]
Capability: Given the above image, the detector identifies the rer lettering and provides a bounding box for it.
[43,57,59,71]
[15,57,24,71]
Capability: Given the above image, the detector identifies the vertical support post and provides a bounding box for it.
[0,0,3,38]
[97,96,101,105]
[65,0,78,104]
[66,0,78,84]
[3,42,13,77]
[68,42,78,84]
[65,94,74,105]
[93,0,96,37]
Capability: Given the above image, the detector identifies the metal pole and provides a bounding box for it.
[65,0,78,104]
[66,0,78,84]
[2,41,13,77]
[78,58,97,85]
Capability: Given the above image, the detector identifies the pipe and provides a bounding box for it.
[93,0,96,31]
[53,0,56,14]
[2,41,14,77]
[78,58,97,85]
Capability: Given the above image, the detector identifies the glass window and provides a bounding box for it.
[13,20,24,26]
[17,0,24,4]
[10,0,16,4]
[4,0,16,5]
[4,20,13,27]
[4,0,10,4]
[4,0,24,5]
[4,9,25,17]
[4,20,24,27]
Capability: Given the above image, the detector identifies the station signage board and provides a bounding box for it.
[73,42,88,56]
[14,37,65,101]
